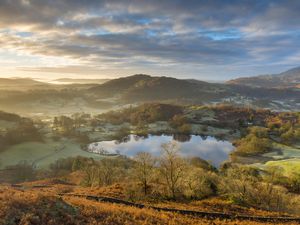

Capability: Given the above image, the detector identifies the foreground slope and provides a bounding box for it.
[0,182,298,225]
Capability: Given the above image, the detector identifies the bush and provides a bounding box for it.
[177,123,191,134]
[232,127,271,156]
[2,161,36,183]
[182,167,218,199]
[169,114,191,134]
[99,103,183,125]
[219,165,300,214]
[112,126,131,142]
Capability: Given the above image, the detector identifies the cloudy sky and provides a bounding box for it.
[0,0,299,81]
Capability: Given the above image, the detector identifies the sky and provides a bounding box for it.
[0,0,300,81]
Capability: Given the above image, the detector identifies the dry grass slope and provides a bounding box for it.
[0,184,299,225]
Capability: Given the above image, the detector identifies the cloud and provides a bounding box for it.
[0,0,300,79]
[19,65,104,74]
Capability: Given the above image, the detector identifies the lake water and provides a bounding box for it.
[88,135,234,167]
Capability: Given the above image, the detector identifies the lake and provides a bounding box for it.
[88,134,234,167]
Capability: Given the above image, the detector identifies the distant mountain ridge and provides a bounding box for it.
[228,67,300,88]
[0,78,53,91]
[53,78,110,84]
[0,73,299,113]
[0,78,45,86]
[87,73,300,110]
[0,77,103,91]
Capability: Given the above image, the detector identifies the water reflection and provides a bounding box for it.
[172,134,191,142]
[88,135,234,167]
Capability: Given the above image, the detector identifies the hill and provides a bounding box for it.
[89,74,228,102]
[0,73,299,114]
[228,67,300,89]
[88,74,300,110]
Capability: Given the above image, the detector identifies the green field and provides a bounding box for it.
[265,159,300,176]
[0,139,105,169]
[263,142,300,159]
[0,120,16,130]
[250,141,300,174]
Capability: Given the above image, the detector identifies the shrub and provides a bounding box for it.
[182,167,218,199]
[232,127,271,156]
[219,165,300,214]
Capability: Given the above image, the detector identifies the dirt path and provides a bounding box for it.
[59,193,300,223]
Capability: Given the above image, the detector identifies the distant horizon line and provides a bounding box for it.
[0,64,298,84]
[0,75,227,84]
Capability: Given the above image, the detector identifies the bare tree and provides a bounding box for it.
[82,164,97,187]
[97,158,117,186]
[159,142,186,199]
[134,152,156,195]
[96,158,127,187]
